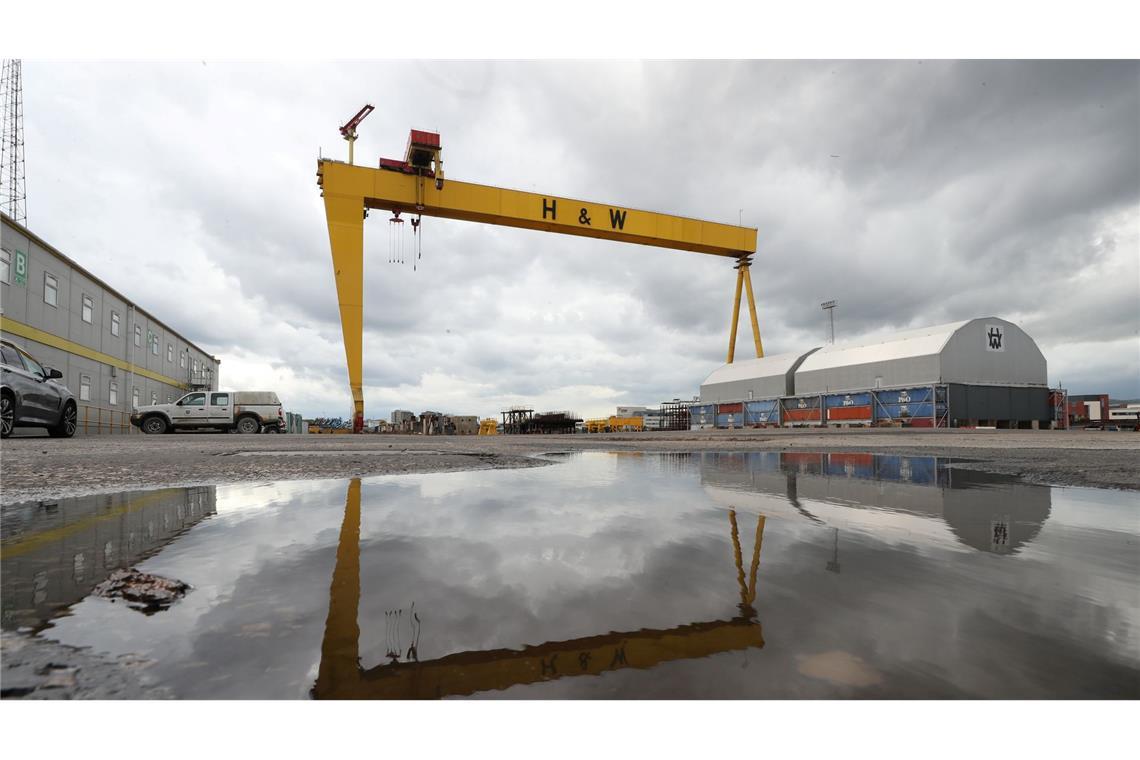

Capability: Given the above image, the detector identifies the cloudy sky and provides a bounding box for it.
[19,60,1139,418]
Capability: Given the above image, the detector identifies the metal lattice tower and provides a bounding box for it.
[1,59,27,225]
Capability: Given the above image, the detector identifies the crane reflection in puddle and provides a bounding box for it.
[312,478,766,699]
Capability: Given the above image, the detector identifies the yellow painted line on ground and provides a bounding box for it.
[0,488,188,559]
[0,316,189,389]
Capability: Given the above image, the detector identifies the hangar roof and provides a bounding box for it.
[796,320,969,375]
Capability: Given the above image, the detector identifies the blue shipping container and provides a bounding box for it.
[875,387,934,405]
[825,392,873,409]
[876,402,945,420]
[744,400,779,424]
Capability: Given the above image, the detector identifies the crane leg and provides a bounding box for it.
[323,193,365,432]
[726,266,745,364]
[742,264,765,358]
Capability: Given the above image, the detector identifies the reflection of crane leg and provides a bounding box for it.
[729,510,767,612]
[315,478,362,697]
[729,510,747,609]
[747,514,765,604]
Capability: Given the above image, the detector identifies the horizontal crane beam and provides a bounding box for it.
[317,159,757,258]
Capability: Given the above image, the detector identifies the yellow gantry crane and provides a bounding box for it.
[318,108,765,431]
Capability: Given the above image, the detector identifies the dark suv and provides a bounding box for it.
[1,338,77,439]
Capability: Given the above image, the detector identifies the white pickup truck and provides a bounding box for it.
[131,391,284,434]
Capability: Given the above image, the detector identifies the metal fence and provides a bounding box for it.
[77,403,135,435]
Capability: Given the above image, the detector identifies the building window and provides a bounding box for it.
[110,311,120,337]
[167,344,173,363]
[44,273,58,306]
[151,391,158,405]
[150,333,159,356]
[81,294,93,323]
[167,394,173,403]
[180,352,187,369]
[134,324,142,347]
[132,387,140,408]
[79,375,91,401]
[109,381,118,406]
[0,249,9,284]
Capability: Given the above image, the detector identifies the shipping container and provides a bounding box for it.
[828,405,872,421]
[825,392,873,408]
[876,401,937,420]
[874,387,934,405]
[717,402,744,414]
[780,395,821,425]
[689,404,716,430]
[716,413,742,428]
[743,399,779,425]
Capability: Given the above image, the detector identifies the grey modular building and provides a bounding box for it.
[696,317,1053,428]
[1,213,219,434]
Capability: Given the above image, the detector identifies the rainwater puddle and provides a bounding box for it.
[2,452,1138,699]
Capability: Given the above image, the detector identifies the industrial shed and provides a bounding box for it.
[794,318,1047,394]
[694,350,819,429]
[692,317,1054,429]
[699,349,819,402]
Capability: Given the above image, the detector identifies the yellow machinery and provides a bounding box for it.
[585,416,646,433]
[312,478,766,699]
[477,418,498,435]
[319,114,765,432]
[609,415,645,432]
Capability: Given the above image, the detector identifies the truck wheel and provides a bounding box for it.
[48,402,78,438]
[142,416,168,435]
[235,416,260,434]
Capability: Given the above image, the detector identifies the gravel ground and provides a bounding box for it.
[1,428,1137,504]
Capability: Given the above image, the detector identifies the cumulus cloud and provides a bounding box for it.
[20,60,1140,416]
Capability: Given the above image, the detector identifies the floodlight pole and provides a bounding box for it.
[821,300,837,344]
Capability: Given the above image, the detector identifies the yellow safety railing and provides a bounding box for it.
[78,404,136,435]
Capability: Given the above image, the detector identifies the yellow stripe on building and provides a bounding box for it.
[0,315,190,390]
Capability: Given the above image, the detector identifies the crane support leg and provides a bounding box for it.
[323,193,365,432]
[742,264,765,358]
[727,258,765,364]
[727,266,745,364]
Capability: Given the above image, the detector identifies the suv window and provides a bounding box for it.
[1,344,24,369]
[211,393,230,406]
[18,348,44,376]
[180,393,206,407]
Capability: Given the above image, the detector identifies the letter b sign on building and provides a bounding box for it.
[14,249,27,286]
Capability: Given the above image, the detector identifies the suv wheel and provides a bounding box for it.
[1,393,14,439]
[142,416,168,435]
[235,416,260,434]
[48,402,77,438]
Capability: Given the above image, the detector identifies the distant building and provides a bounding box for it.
[616,406,648,418]
[448,415,480,435]
[391,409,415,425]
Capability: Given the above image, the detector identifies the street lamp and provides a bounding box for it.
[821,300,838,344]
